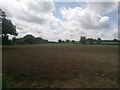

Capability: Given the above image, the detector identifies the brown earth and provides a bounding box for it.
[2,44,118,88]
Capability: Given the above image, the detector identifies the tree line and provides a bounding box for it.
[79,36,119,45]
[0,9,119,45]
[57,36,119,45]
[12,35,48,45]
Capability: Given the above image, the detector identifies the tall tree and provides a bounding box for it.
[65,39,70,43]
[58,39,62,43]
[23,34,35,44]
[97,38,102,44]
[71,40,75,44]
[87,38,94,44]
[80,36,86,44]
[0,9,18,44]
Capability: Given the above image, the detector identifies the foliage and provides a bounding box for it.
[65,39,70,43]
[80,36,86,44]
[13,34,48,45]
[97,38,102,44]
[23,34,35,44]
[58,39,62,43]
[0,9,18,45]
[71,40,75,43]
[2,18,18,36]
[86,38,94,44]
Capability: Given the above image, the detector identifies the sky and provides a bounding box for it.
[0,0,119,41]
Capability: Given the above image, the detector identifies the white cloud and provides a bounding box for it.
[87,2,117,14]
[60,7,110,30]
[27,2,55,13]
[0,0,118,41]
[59,5,118,40]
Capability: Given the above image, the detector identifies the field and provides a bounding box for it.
[2,44,118,88]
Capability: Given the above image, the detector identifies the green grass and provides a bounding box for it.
[2,44,118,88]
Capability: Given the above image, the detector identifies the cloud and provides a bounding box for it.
[59,5,118,40]
[27,2,55,13]
[0,0,55,23]
[87,2,117,14]
[60,7,110,30]
[0,0,118,41]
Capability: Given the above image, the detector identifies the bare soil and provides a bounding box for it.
[2,44,118,88]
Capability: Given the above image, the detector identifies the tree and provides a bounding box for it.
[12,35,49,44]
[112,38,119,42]
[80,36,86,44]
[35,37,48,44]
[23,34,35,44]
[97,38,102,44]
[2,18,18,36]
[87,38,94,44]
[65,39,70,43]
[0,9,18,45]
[58,39,62,43]
[71,40,75,44]
[0,9,6,18]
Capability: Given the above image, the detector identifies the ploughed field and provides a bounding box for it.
[2,44,118,88]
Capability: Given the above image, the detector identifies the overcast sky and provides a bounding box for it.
[0,0,119,41]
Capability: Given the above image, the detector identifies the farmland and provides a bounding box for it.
[2,44,118,88]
